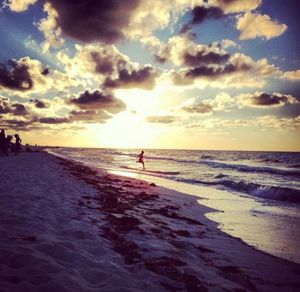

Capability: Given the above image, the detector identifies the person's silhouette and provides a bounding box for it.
[136,150,145,170]
[0,129,6,156]
[5,135,13,156]
[14,134,22,155]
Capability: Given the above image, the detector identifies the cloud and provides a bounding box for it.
[145,35,279,89]
[213,0,261,14]
[57,43,157,90]
[183,50,230,67]
[0,89,125,132]
[236,12,287,40]
[37,2,64,52]
[190,6,224,24]
[146,115,177,124]
[178,91,298,119]
[9,103,28,115]
[68,90,126,114]
[169,52,279,88]
[38,117,70,124]
[8,0,201,47]
[256,115,300,130]
[69,110,112,123]
[0,60,33,91]
[6,0,262,49]
[1,96,64,115]
[186,115,300,131]
[0,96,29,116]
[56,44,124,80]
[0,117,36,131]
[149,35,231,67]
[182,101,213,114]
[30,99,49,109]
[238,92,299,107]
[179,93,235,114]
[185,61,250,78]
[7,0,38,12]
[126,0,196,39]
[0,95,74,131]
[180,0,262,32]
[283,70,300,81]
[0,57,80,97]
[104,66,156,90]
[43,0,141,44]
[181,6,224,33]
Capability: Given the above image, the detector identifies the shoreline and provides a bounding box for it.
[1,152,300,291]
[49,153,300,288]
[48,148,300,265]
[114,168,300,265]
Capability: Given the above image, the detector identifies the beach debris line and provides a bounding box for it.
[57,157,212,290]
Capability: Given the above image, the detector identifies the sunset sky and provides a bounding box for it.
[0,0,299,150]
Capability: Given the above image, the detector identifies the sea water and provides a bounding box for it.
[49,148,300,263]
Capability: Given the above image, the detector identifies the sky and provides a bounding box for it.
[0,0,299,151]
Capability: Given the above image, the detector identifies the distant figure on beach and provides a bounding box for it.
[0,129,6,156]
[14,134,22,155]
[25,144,32,152]
[137,150,145,170]
[5,135,13,156]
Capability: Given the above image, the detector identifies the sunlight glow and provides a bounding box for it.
[96,112,161,149]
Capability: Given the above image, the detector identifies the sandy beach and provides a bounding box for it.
[0,152,300,292]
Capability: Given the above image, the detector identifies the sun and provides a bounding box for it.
[96,112,160,149]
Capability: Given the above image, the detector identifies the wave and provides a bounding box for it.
[120,166,181,175]
[48,148,300,204]
[112,152,300,177]
[199,155,216,160]
[258,157,282,164]
[291,163,300,168]
[173,176,300,204]
[200,160,300,177]
[220,179,300,204]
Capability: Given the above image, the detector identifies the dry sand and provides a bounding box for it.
[0,152,299,291]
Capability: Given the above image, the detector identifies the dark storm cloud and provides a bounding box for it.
[181,6,224,33]
[104,66,156,90]
[47,0,141,43]
[0,60,33,91]
[183,51,230,67]
[68,90,126,113]
[146,115,177,124]
[245,93,295,107]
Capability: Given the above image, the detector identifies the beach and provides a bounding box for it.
[0,152,300,291]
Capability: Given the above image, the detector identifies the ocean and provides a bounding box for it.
[50,148,300,204]
[49,147,300,263]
